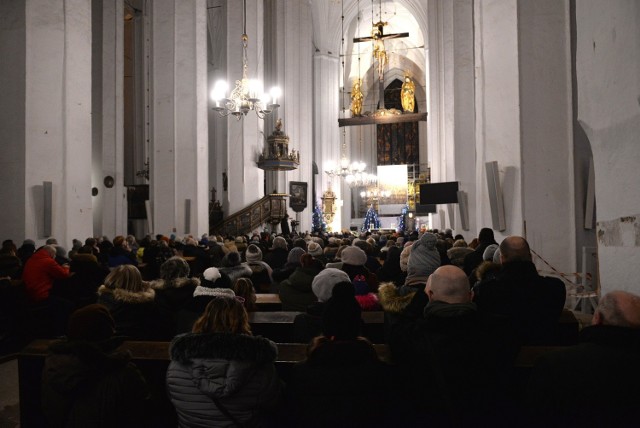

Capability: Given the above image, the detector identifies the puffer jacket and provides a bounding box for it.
[167,332,282,428]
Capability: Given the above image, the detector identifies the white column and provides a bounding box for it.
[576,0,640,295]
[99,0,126,239]
[473,0,523,239]
[518,0,575,275]
[0,0,94,249]
[150,0,209,237]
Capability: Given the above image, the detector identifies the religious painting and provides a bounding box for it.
[377,79,419,165]
[289,181,308,212]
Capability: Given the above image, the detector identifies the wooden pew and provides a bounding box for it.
[17,339,390,428]
[248,311,385,343]
[255,293,282,311]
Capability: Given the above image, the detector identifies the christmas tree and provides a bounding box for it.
[362,204,381,231]
[398,204,409,232]
[312,200,326,233]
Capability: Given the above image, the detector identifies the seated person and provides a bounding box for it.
[286,282,391,427]
[41,304,149,427]
[473,236,566,344]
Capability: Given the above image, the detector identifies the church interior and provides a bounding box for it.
[1,0,640,425]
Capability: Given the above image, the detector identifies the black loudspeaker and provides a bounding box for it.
[457,190,469,231]
[485,161,506,231]
[185,199,191,234]
[43,181,53,237]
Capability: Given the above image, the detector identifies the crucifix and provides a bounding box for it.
[353,20,409,109]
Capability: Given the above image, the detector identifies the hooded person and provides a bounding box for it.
[339,246,379,292]
[272,247,306,284]
[219,251,252,285]
[174,267,234,333]
[376,246,406,287]
[286,282,391,427]
[263,236,289,270]
[405,232,441,287]
[279,254,324,311]
[41,304,150,428]
[150,257,200,315]
[292,268,351,343]
[244,244,273,293]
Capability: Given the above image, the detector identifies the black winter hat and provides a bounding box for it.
[322,282,362,340]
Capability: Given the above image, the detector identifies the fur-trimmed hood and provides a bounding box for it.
[219,263,253,283]
[97,284,155,304]
[170,332,277,365]
[149,276,200,291]
[378,282,416,313]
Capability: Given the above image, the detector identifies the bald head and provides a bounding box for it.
[425,265,472,304]
[499,236,531,263]
[593,291,640,328]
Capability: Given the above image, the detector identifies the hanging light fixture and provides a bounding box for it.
[325,0,376,188]
[210,0,281,119]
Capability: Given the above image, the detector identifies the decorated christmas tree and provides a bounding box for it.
[362,204,381,231]
[397,204,409,232]
[312,200,326,233]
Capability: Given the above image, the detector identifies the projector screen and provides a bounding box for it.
[419,182,459,205]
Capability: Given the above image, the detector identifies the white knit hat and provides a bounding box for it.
[311,268,351,302]
[307,242,323,257]
[340,246,367,266]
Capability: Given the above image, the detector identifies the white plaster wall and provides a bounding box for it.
[0,0,27,242]
[473,0,523,240]
[518,0,576,275]
[576,0,640,294]
[24,0,93,248]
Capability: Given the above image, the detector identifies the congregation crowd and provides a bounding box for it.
[1,227,640,427]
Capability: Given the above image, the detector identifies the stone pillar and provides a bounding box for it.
[0,0,93,248]
[576,0,640,295]
[223,0,265,215]
[97,0,126,239]
[150,0,209,237]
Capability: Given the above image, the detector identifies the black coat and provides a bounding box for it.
[463,242,494,276]
[41,339,150,428]
[389,300,518,426]
[96,286,174,341]
[263,248,289,271]
[285,337,392,428]
[473,260,566,344]
[526,325,640,427]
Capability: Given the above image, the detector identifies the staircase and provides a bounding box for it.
[210,193,288,236]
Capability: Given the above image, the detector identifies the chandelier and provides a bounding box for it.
[324,132,377,187]
[210,0,281,119]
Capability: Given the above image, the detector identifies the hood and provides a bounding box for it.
[378,282,416,313]
[150,276,200,290]
[97,284,155,304]
[169,333,278,397]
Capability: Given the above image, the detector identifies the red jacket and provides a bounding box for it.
[22,249,70,302]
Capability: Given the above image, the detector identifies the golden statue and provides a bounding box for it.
[350,79,364,117]
[401,75,415,112]
[373,39,388,82]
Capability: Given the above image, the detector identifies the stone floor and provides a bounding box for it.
[0,359,19,428]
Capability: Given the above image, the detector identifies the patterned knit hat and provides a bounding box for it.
[245,244,263,262]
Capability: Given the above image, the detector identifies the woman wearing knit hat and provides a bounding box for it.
[306,241,327,266]
[272,247,306,285]
[174,267,234,333]
[406,232,441,287]
[292,268,350,343]
[244,244,273,293]
[263,236,289,270]
[41,304,150,427]
[286,282,391,427]
[339,246,379,293]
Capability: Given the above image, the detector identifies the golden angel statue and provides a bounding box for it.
[401,75,415,112]
[350,79,364,117]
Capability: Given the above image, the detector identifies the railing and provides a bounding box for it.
[210,193,288,236]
